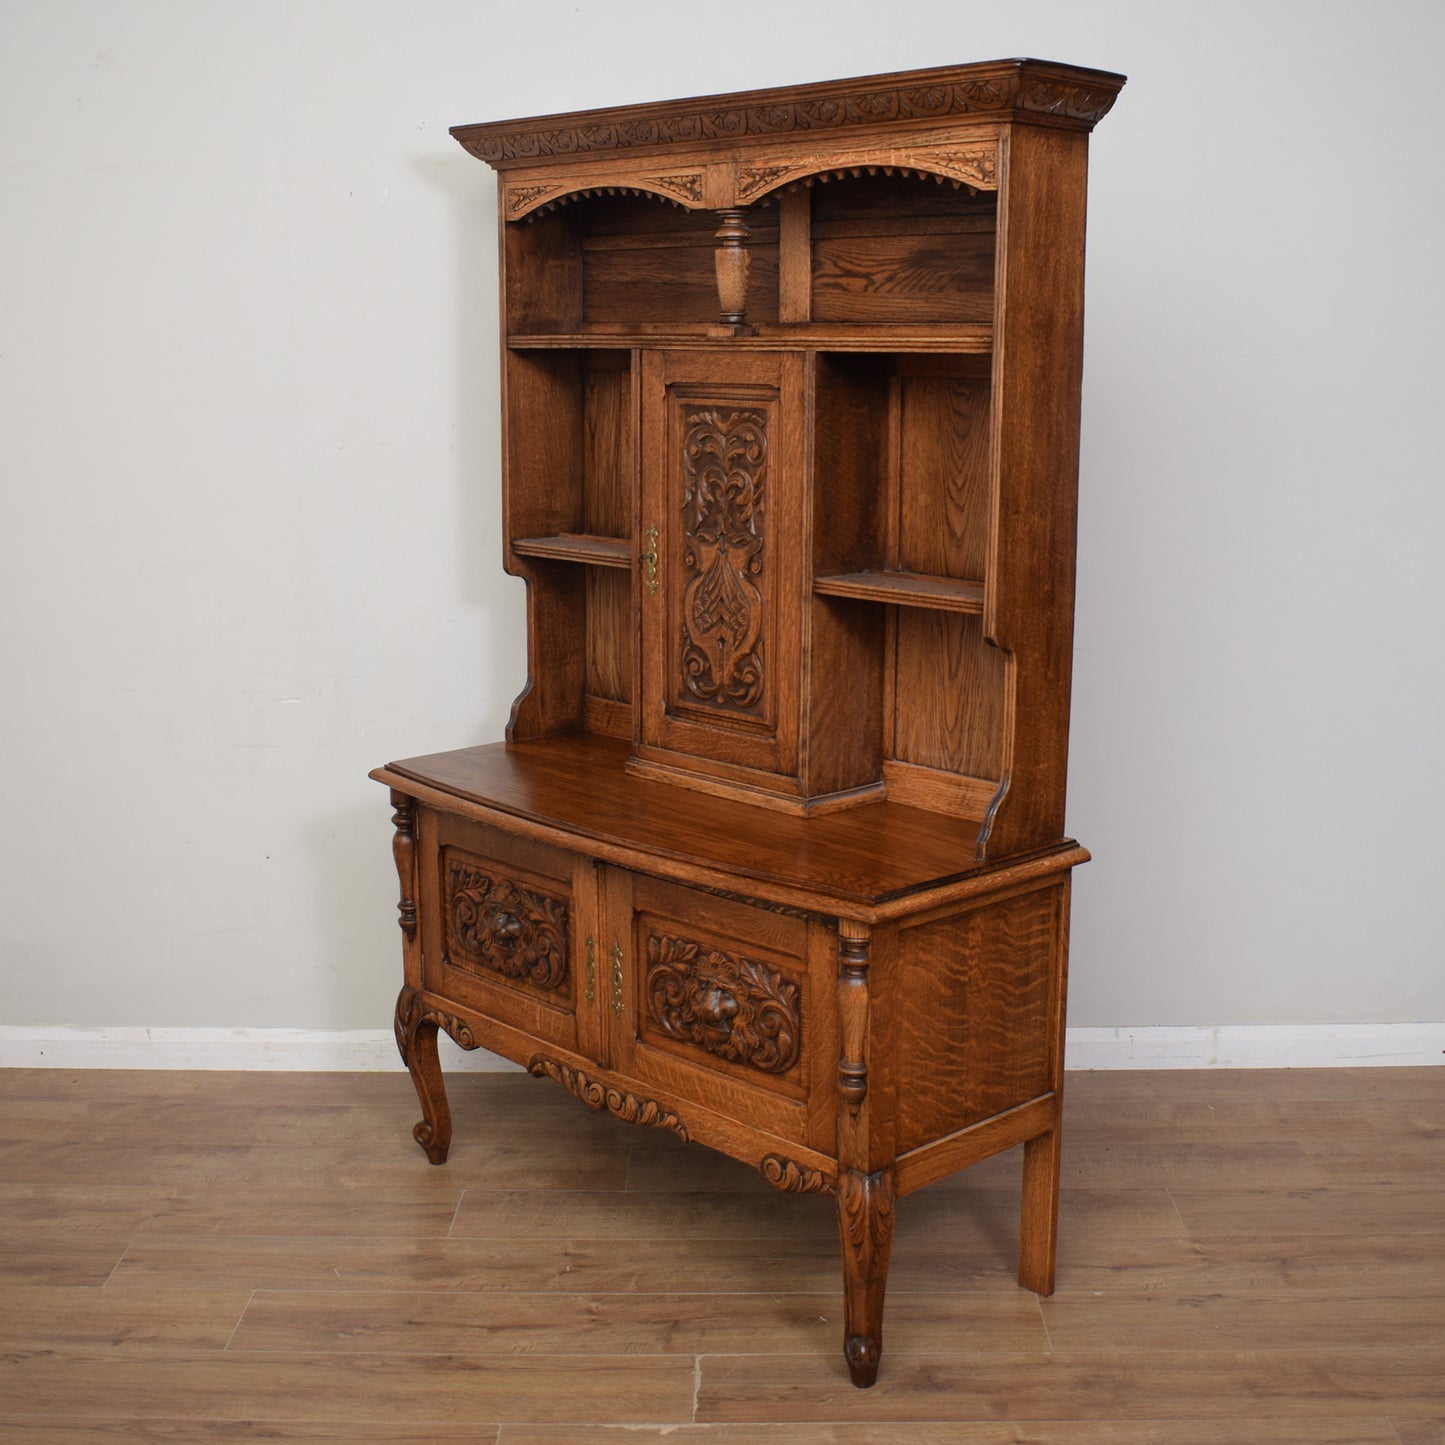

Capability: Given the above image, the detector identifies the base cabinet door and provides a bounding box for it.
[418,810,602,1062]
[600,868,836,1151]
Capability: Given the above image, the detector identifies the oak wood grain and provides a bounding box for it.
[0,1287,250,1351]
[0,1350,695,1426]
[497,1424,1405,1445]
[694,1347,1445,1421]
[230,1287,1045,1357]
[0,1427,500,1445]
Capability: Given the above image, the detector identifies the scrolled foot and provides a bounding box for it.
[412,1119,449,1166]
[845,1332,882,1388]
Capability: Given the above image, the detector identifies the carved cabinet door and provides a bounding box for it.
[599,867,837,1151]
[418,812,604,1064]
[635,349,808,795]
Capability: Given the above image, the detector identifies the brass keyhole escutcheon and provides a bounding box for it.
[610,943,625,1016]
[643,526,659,595]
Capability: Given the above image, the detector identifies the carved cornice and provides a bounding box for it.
[528,1056,690,1142]
[452,60,1124,169]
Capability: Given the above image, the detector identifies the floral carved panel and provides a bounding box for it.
[645,932,801,1076]
[443,856,570,995]
[677,404,769,716]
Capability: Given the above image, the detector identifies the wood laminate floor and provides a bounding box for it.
[0,1065,1441,1443]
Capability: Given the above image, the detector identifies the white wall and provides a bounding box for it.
[2,0,1441,1041]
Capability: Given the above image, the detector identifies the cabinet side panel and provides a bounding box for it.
[890,610,1007,780]
[583,356,632,536]
[896,372,991,580]
[505,208,582,334]
[893,884,1061,1154]
[583,355,635,716]
[807,353,887,794]
[984,125,1091,856]
[504,351,586,538]
[503,351,588,739]
[586,570,632,706]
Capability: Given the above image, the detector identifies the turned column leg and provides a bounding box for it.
[836,1166,896,1388]
[394,984,473,1165]
[1019,1125,1063,1295]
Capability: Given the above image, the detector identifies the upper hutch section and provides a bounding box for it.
[448,60,1122,858]
[453,59,1123,348]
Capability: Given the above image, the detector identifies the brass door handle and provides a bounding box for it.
[585,937,596,1005]
[610,943,625,1016]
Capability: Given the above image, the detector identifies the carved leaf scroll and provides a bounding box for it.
[528,1056,690,1141]
[646,933,801,1075]
[761,1154,834,1194]
[445,861,569,993]
[679,405,768,714]
[736,142,998,203]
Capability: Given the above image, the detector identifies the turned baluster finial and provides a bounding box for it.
[714,208,752,325]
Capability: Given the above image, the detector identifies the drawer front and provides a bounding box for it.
[420,811,593,1060]
[606,871,835,1150]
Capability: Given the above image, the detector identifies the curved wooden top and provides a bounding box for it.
[373,733,1087,920]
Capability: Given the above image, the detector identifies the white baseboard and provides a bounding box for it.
[0,1023,1440,1071]
[1064,1023,1445,1070]
[0,1026,521,1072]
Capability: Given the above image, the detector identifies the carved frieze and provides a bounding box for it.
[455,65,1119,166]
[678,405,768,714]
[504,181,568,218]
[444,859,570,993]
[528,1056,691,1141]
[735,141,998,203]
[649,170,705,203]
[645,933,801,1075]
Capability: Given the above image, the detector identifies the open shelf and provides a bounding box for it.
[511,533,633,569]
[508,322,993,354]
[813,569,985,613]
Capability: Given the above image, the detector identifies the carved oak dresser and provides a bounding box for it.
[372,58,1124,1386]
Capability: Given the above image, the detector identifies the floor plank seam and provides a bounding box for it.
[1036,1293,1055,1353]
[447,1190,468,1238]
[221,1288,255,1352]
[95,1239,131,1291]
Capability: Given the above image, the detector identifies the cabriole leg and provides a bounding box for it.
[836,1166,896,1388]
[394,984,472,1165]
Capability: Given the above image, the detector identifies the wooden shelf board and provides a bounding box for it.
[508,322,992,354]
[814,569,985,613]
[511,534,633,568]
